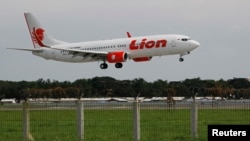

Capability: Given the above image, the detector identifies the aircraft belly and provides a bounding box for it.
[129,48,170,58]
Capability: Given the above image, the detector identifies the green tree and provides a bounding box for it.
[131,78,147,97]
[52,87,65,100]
[228,78,250,89]
[150,79,168,97]
[64,87,80,98]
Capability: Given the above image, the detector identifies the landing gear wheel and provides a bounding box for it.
[115,63,123,68]
[100,63,108,69]
[179,57,184,62]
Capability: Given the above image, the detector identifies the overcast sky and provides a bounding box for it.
[1,0,250,82]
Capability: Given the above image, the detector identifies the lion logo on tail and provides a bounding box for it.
[32,27,48,47]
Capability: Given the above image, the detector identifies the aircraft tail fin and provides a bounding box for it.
[24,12,66,48]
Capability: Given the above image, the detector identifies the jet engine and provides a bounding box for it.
[106,51,128,63]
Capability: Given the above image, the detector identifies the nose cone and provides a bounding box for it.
[190,40,200,49]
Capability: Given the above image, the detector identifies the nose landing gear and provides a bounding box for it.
[179,57,184,62]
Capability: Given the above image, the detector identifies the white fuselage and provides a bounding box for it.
[32,34,199,63]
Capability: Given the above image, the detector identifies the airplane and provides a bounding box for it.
[8,12,200,69]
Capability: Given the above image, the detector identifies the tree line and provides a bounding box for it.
[1,77,250,102]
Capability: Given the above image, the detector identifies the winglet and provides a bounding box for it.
[126,32,132,38]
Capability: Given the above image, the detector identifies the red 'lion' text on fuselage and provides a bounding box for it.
[129,39,167,50]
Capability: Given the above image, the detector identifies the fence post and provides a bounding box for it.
[190,98,198,140]
[76,100,84,141]
[133,97,140,141]
[22,101,34,141]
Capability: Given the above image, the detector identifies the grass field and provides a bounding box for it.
[0,105,249,141]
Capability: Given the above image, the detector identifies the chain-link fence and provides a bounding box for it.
[0,99,250,141]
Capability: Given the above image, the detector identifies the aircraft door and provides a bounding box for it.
[171,38,176,47]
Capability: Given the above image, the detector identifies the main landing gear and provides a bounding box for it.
[115,63,123,68]
[100,62,123,69]
[100,62,108,69]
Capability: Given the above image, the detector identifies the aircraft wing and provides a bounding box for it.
[7,48,43,52]
[50,46,109,59]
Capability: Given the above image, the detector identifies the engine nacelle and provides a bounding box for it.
[133,57,152,62]
[106,51,128,63]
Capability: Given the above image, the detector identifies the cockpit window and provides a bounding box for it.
[181,38,190,41]
[177,37,191,41]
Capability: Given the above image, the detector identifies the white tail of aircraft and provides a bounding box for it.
[8,12,200,69]
[24,13,66,48]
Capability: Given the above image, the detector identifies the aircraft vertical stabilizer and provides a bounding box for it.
[24,13,65,48]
